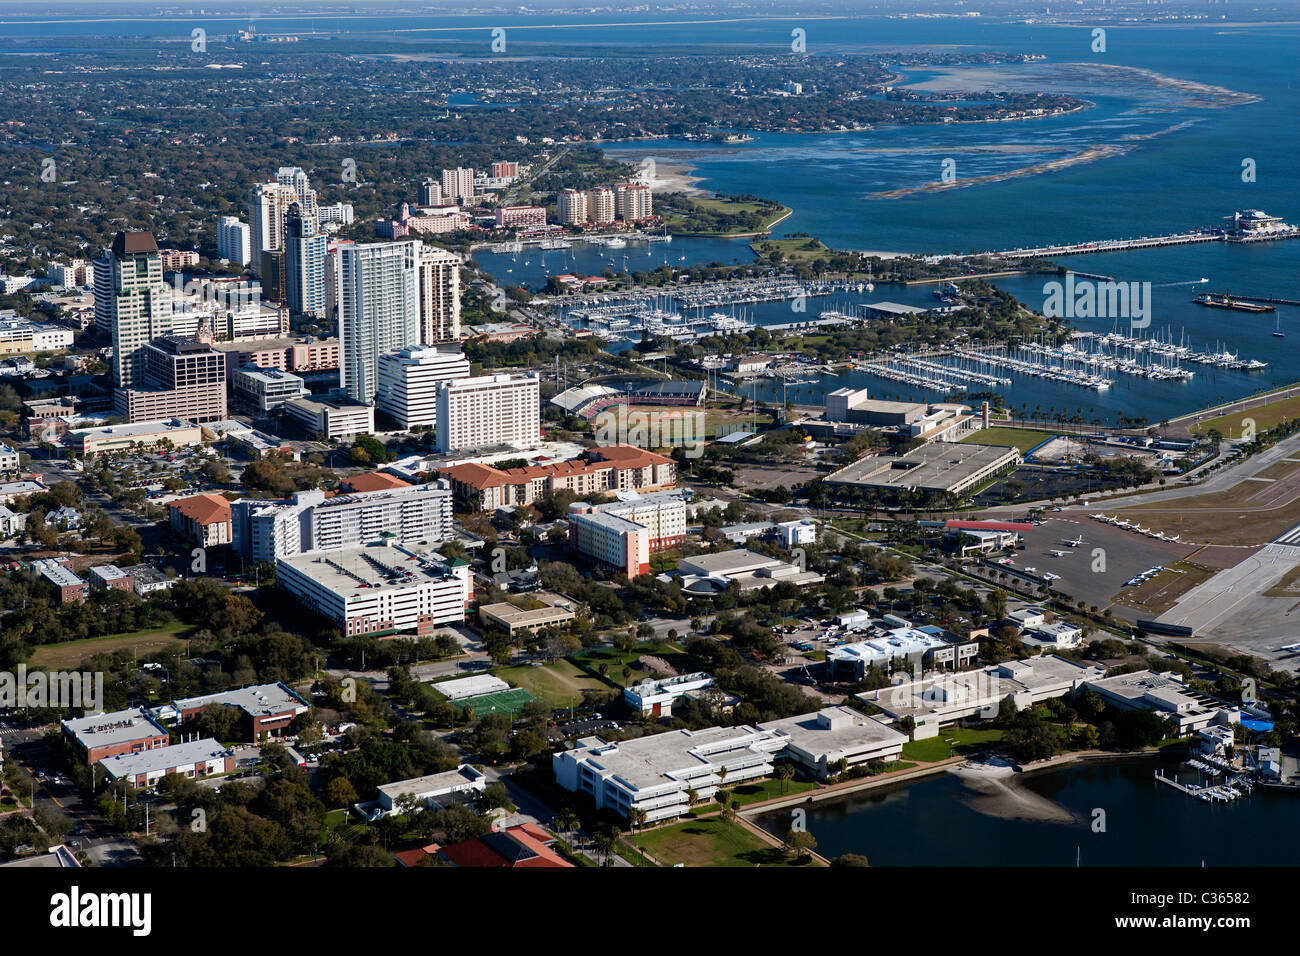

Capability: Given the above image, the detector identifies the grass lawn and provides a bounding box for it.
[323,809,347,831]
[1191,392,1300,438]
[901,727,1005,763]
[960,426,1058,454]
[29,622,196,670]
[753,236,830,263]
[638,817,814,867]
[571,643,683,688]
[726,777,817,806]
[495,660,613,709]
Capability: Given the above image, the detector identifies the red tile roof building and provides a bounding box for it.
[440,445,676,511]
[395,824,572,868]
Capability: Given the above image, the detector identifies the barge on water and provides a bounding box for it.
[1193,293,1275,313]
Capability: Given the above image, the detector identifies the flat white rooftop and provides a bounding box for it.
[432,674,510,701]
[99,738,231,779]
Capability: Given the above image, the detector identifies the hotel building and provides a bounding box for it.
[376,346,471,429]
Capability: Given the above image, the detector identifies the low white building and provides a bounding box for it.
[776,519,817,548]
[1082,670,1228,735]
[758,706,907,777]
[366,765,487,819]
[553,725,787,823]
[1024,620,1084,650]
[284,395,375,441]
[623,672,715,717]
[0,442,19,473]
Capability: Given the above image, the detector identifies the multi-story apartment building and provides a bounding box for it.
[168,492,233,548]
[284,204,327,319]
[566,490,688,579]
[247,168,318,278]
[494,205,547,229]
[434,373,540,454]
[100,231,171,388]
[231,482,455,564]
[586,187,616,225]
[440,167,475,203]
[557,189,588,225]
[419,179,443,207]
[417,245,461,344]
[158,250,200,272]
[615,183,653,221]
[49,258,93,289]
[490,161,520,179]
[216,212,253,261]
[335,240,421,404]
[441,445,676,512]
[113,335,227,424]
[376,346,471,428]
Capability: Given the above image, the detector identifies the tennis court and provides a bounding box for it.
[454,687,536,716]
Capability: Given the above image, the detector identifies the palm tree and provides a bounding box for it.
[685,786,699,811]
[776,764,795,795]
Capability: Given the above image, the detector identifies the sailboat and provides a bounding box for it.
[1274,314,1285,338]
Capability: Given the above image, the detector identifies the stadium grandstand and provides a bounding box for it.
[552,380,706,419]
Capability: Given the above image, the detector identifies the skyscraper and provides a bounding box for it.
[247,167,318,278]
[417,245,461,345]
[335,240,421,405]
[558,189,589,225]
[101,231,171,388]
[285,204,327,320]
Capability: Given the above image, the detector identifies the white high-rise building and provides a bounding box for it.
[100,231,172,388]
[557,189,588,225]
[417,245,461,345]
[335,240,422,405]
[217,216,252,266]
[587,187,616,225]
[434,373,540,454]
[285,204,327,319]
[440,167,475,203]
[420,179,443,207]
[247,168,318,277]
[376,346,471,429]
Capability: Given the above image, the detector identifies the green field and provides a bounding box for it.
[1190,392,1300,438]
[752,236,830,263]
[960,427,1057,454]
[637,817,814,867]
[901,727,1005,763]
[726,777,818,806]
[29,623,195,670]
[494,660,614,709]
[453,688,536,717]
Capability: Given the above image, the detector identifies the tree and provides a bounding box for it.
[831,853,871,867]
[783,828,818,860]
[775,763,796,794]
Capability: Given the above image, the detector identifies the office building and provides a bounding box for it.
[586,187,616,225]
[64,419,207,457]
[417,245,461,344]
[440,167,475,203]
[284,395,374,441]
[276,544,472,636]
[230,365,308,412]
[335,240,421,404]
[370,765,488,818]
[553,725,788,823]
[376,346,470,429]
[168,493,233,548]
[675,548,825,595]
[61,707,171,765]
[231,482,455,564]
[99,738,235,787]
[284,203,327,319]
[100,231,171,388]
[113,335,227,424]
[150,682,310,739]
[566,490,688,579]
[478,593,577,637]
[557,189,588,225]
[758,707,907,778]
[433,373,539,454]
[614,183,653,221]
[216,216,252,266]
[0,317,73,354]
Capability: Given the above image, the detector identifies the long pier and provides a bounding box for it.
[960,227,1300,261]
[1206,290,1300,307]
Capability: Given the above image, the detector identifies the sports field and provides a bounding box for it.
[960,427,1057,454]
[454,687,536,717]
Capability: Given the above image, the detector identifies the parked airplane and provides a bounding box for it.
[1048,549,1070,557]
[1063,535,1085,547]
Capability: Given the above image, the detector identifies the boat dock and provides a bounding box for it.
[959,220,1300,261]
[1155,768,1250,802]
